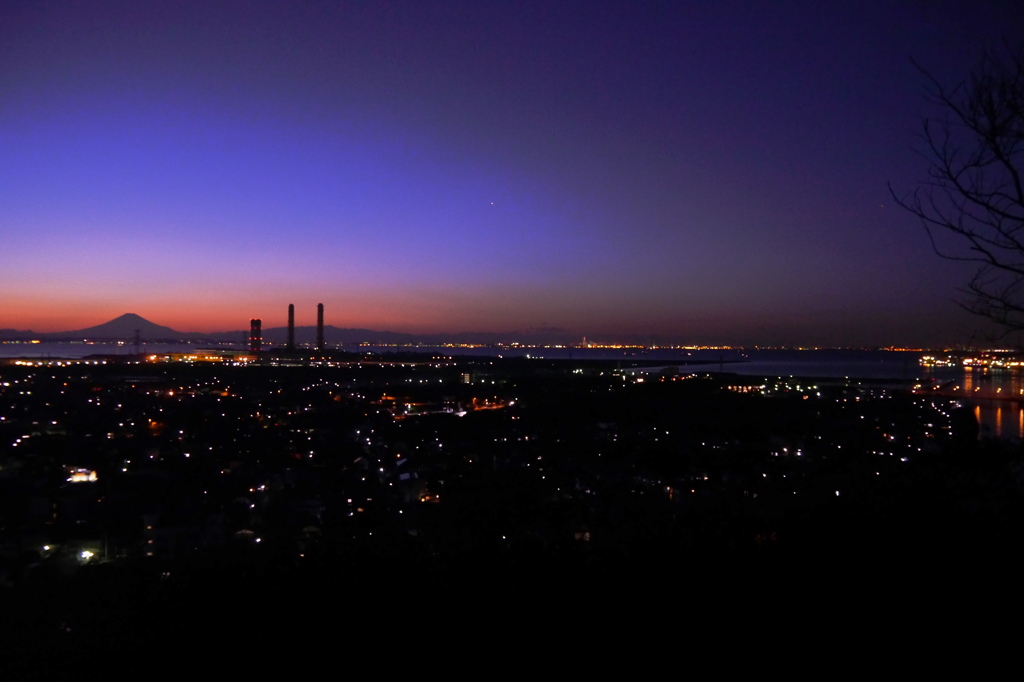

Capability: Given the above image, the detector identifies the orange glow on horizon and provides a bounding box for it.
[1,294,588,336]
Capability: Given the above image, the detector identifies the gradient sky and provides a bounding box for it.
[2,0,1021,346]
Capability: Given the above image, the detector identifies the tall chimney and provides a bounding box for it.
[249,318,262,353]
[287,304,295,351]
[316,303,324,351]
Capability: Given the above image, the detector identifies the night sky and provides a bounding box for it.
[2,1,1020,346]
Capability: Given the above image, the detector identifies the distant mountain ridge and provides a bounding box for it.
[0,314,590,346]
[49,313,189,341]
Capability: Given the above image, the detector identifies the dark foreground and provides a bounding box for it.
[1,356,1022,674]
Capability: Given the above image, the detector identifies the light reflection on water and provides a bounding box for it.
[927,367,1024,441]
[971,403,1024,441]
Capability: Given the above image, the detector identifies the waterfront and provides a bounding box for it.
[0,342,926,377]
[920,365,1024,440]
[6,341,1024,440]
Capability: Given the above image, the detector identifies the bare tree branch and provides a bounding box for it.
[891,44,1024,333]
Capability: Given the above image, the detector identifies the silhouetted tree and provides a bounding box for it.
[892,45,1024,336]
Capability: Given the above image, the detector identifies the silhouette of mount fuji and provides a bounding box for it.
[49,313,196,341]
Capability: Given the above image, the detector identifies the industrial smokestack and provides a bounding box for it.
[287,304,295,351]
[249,318,262,353]
[316,303,324,351]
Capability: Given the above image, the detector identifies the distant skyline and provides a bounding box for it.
[3,1,1022,347]
[0,310,960,348]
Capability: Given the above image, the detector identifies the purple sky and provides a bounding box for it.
[2,1,1020,346]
